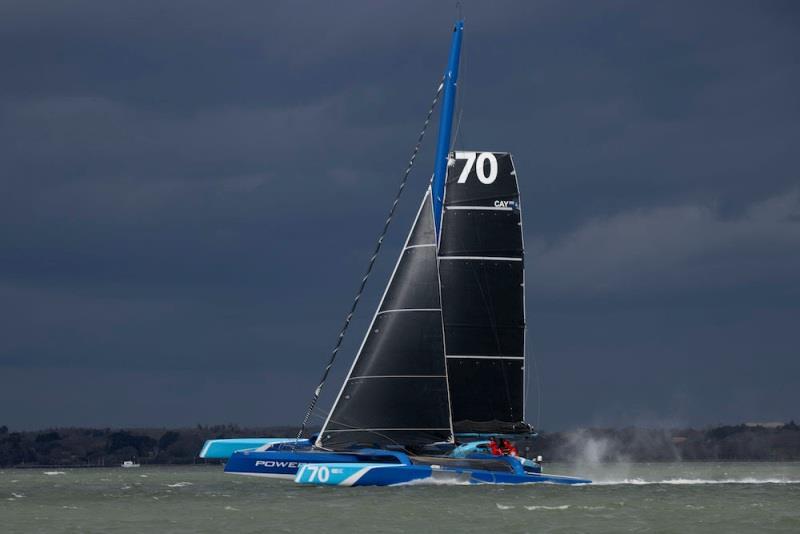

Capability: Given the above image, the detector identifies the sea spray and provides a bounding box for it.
[562,429,633,483]
[550,427,685,482]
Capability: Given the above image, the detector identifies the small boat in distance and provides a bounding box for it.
[199,19,590,487]
[121,460,140,468]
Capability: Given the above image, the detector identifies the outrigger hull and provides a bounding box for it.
[294,462,591,486]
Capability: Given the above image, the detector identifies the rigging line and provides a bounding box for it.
[296,76,446,441]
[532,346,542,430]
[453,108,464,151]
[522,342,541,431]
[316,416,419,456]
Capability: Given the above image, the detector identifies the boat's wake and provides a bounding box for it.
[592,477,800,485]
[393,476,800,486]
[394,477,473,487]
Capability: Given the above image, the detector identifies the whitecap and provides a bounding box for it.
[12,493,25,498]
[43,471,65,476]
[166,482,193,488]
[524,505,569,511]
[224,506,240,511]
[496,503,515,510]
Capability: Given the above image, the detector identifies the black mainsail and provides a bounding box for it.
[316,191,453,449]
[440,151,528,435]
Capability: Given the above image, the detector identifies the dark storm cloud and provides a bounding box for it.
[1,1,798,429]
[532,191,800,297]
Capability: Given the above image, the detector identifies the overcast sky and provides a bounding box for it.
[1,1,798,431]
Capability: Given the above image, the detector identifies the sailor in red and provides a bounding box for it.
[488,437,503,456]
[500,439,519,457]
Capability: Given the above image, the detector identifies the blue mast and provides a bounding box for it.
[432,20,464,238]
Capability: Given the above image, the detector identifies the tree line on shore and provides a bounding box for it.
[0,422,798,467]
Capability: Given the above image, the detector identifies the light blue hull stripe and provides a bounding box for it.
[199,438,310,459]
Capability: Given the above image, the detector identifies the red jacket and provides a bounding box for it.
[501,440,518,456]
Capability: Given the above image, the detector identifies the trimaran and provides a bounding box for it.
[199,20,590,486]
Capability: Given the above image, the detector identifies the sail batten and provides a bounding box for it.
[446,355,525,360]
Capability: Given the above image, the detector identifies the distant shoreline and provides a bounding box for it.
[1,422,798,467]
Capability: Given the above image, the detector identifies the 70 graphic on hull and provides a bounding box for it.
[298,464,332,483]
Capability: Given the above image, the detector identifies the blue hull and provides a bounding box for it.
[295,462,590,486]
[223,443,590,486]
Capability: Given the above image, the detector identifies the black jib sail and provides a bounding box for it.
[439,151,530,435]
[316,191,453,450]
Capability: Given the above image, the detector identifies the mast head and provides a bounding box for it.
[432,19,465,238]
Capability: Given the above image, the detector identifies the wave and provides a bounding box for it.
[592,477,800,485]
[396,477,472,486]
[166,482,193,488]
[388,475,800,487]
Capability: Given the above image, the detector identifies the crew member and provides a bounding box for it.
[488,437,502,456]
[500,438,518,457]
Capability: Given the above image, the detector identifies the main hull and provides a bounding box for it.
[224,449,363,479]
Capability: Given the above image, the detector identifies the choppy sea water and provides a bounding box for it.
[2,462,799,533]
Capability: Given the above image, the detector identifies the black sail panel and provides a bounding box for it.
[351,311,444,377]
[439,259,524,356]
[318,190,452,450]
[379,247,440,311]
[438,209,522,257]
[325,378,450,431]
[407,193,436,246]
[439,151,530,435]
[447,358,525,432]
